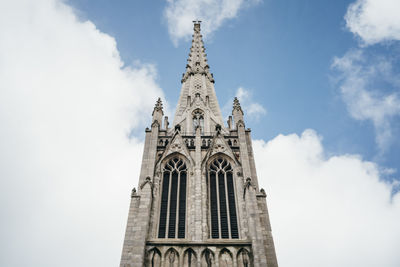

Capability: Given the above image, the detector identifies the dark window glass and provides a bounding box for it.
[178,172,187,238]
[218,171,229,238]
[158,158,187,239]
[168,171,178,238]
[210,171,219,238]
[209,158,238,239]
[227,172,239,238]
[158,172,170,238]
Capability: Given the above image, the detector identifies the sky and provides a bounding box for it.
[0,0,399,266]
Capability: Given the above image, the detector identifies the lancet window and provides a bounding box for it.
[193,109,204,134]
[208,157,239,239]
[158,157,187,239]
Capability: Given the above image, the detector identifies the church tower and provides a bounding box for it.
[120,21,278,267]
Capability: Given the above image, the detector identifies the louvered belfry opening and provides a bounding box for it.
[158,157,187,239]
[208,157,239,239]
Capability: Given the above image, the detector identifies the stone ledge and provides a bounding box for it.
[146,239,252,246]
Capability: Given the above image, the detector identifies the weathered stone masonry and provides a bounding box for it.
[120,21,278,267]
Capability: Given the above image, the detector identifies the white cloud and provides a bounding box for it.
[2,2,399,267]
[345,0,400,45]
[254,129,400,267]
[235,87,267,119]
[164,0,261,44]
[331,49,400,151]
[0,0,164,266]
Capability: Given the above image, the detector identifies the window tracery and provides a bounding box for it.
[208,157,239,239]
[158,157,187,239]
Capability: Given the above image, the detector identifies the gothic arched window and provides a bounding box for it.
[208,157,239,239]
[158,157,187,239]
[193,109,204,134]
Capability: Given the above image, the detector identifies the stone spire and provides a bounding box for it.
[181,20,214,84]
[173,21,225,132]
[120,19,279,267]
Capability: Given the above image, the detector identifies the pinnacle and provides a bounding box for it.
[233,97,241,107]
[152,97,163,115]
[155,97,163,109]
[233,97,243,114]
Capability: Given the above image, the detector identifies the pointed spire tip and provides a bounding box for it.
[193,20,201,32]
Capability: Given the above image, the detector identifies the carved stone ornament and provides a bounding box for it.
[213,143,226,154]
[219,250,233,267]
[236,119,245,128]
[152,98,163,115]
[202,131,241,170]
[204,249,213,267]
[260,188,267,197]
[168,250,175,264]
[151,120,160,128]
[161,132,193,165]
[243,177,256,199]
[140,176,154,196]
[171,140,182,151]
[131,187,137,198]
[239,249,250,267]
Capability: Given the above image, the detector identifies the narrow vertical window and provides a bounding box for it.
[208,157,239,239]
[158,171,170,238]
[178,171,187,238]
[168,171,178,238]
[218,171,229,238]
[227,172,239,238]
[209,171,219,238]
[158,157,187,239]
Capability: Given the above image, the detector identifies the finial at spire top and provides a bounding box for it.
[193,20,201,32]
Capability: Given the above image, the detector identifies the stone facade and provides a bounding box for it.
[120,21,278,267]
